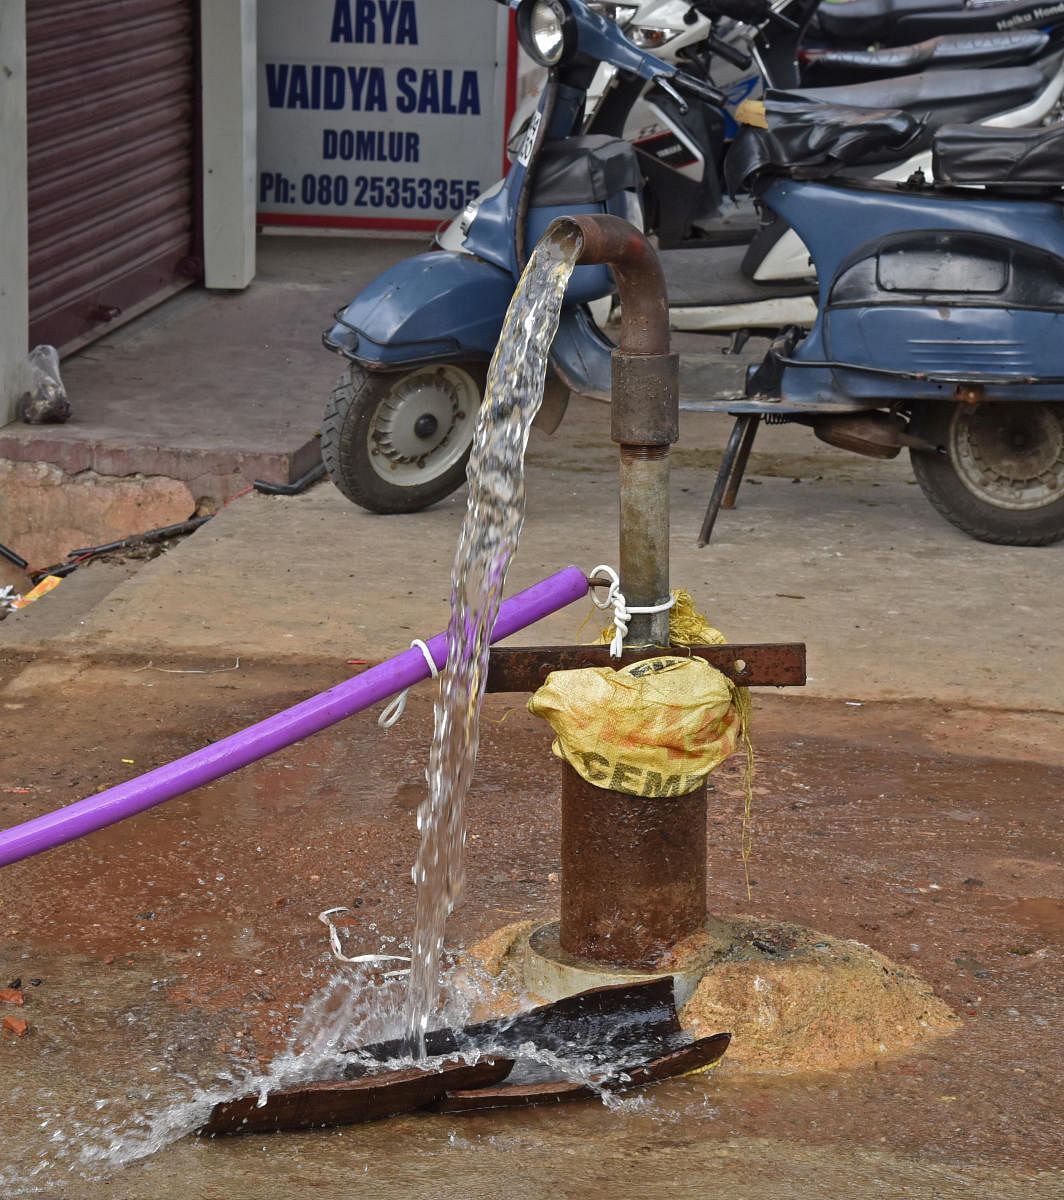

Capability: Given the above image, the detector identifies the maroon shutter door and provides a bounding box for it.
[26,0,201,354]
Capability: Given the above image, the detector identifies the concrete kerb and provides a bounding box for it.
[5,421,1061,713]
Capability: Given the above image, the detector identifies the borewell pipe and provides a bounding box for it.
[548,215,679,647]
[543,218,700,966]
[0,566,591,868]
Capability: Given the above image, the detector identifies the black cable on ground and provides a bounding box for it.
[65,516,214,561]
[27,458,326,586]
[252,457,326,496]
[0,543,28,569]
[30,516,214,584]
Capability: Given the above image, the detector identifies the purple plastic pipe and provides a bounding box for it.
[0,566,589,868]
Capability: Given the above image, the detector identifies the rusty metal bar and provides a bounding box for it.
[485,643,806,692]
[559,763,708,969]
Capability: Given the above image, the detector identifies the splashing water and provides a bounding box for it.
[2,961,485,1193]
[405,225,582,1053]
[0,227,586,1191]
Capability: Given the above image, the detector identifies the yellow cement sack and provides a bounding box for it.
[528,655,744,798]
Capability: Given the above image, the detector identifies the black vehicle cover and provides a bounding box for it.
[933,121,1064,186]
[810,0,1047,45]
[532,136,643,206]
[724,95,921,193]
[800,30,1049,82]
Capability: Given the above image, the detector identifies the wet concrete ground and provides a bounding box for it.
[1,661,1060,1196]
[2,237,1062,1195]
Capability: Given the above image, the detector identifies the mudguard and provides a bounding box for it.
[549,305,614,401]
[323,245,616,403]
[740,178,1064,410]
[823,227,1064,382]
[323,251,515,367]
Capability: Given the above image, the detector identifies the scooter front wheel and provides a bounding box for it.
[321,363,484,514]
[909,400,1064,546]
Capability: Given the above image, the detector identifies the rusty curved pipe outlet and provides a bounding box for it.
[547,214,670,357]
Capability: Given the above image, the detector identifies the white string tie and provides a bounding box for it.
[378,638,439,728]
[589,564,676,658]
[318,908,410,978]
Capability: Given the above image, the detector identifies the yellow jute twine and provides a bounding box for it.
[667,590,756,893]
[559,588,756,894]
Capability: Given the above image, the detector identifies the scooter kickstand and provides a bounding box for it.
[698,414,760,547]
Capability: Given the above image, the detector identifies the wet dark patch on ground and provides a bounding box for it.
[1,662,1061,1188]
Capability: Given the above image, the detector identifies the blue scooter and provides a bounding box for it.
[319,0,922,514]
[320,0,721,513]
[693,97,1064,546]
[322,0,1064,545]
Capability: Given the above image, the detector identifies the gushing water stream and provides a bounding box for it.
[0,227,586,1192]
[405,224,581,1053]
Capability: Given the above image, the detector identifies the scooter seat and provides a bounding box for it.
[786,66,1047,128]
[810,0,962,44]
[810,0,1046,46]
[723,97,921,193]
[799,31,1050,84]
[933,121,1064,188]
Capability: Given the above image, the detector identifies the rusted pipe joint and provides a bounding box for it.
[611,354,679,446]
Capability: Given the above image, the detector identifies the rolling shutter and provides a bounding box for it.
[26,0,201,354]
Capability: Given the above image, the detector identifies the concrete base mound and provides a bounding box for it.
[468,915,959,1074]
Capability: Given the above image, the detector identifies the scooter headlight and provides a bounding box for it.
[516,0,577,67]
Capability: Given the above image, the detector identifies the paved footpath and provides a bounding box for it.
[7,390,1062,765]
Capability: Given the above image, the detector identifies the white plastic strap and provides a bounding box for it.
[588,563,676,658]
[378,638,440,728]
[318,908,411,978]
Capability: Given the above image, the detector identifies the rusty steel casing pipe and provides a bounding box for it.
[547,215,679,646]
[542,217,707,972]
[559,762,708,968]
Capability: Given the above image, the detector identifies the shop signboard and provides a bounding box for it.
[258,0,515,231]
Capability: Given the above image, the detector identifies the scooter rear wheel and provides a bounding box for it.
[322,363,484,514]
[909,400,1064,545]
